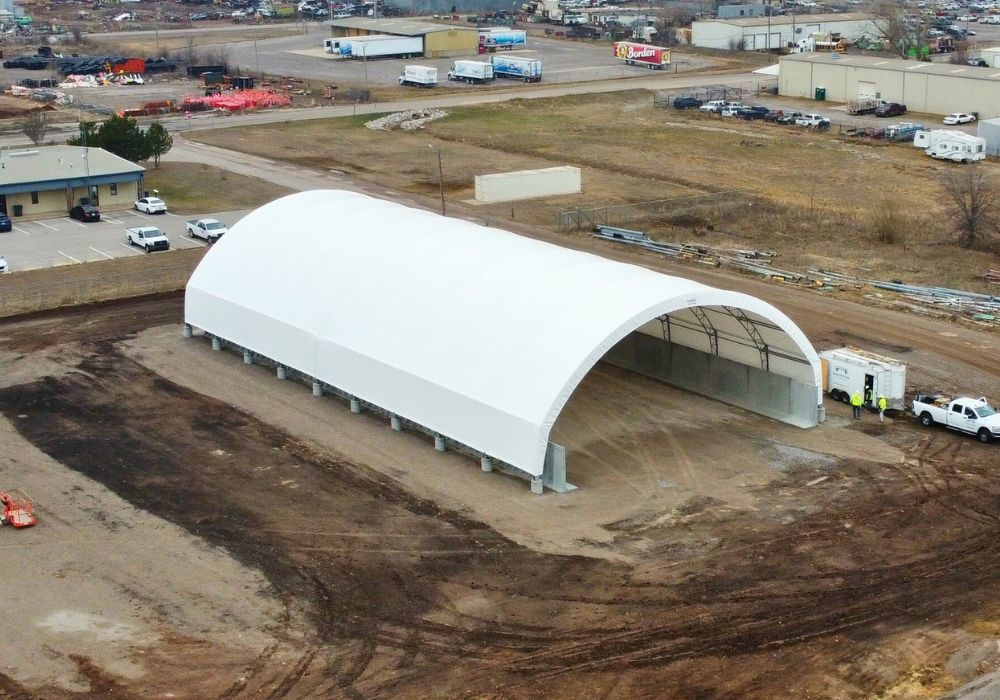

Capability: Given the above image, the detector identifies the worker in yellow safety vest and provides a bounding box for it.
[878,395,887,423]
[851,391,863,419]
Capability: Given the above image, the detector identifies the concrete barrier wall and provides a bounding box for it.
[474,166,581,203]
[603,330,818,428]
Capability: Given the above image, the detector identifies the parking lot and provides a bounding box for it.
[0,207,248,273]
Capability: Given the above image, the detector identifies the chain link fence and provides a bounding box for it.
[556,190,755,231]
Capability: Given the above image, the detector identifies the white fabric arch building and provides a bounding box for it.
[185,190,823,492]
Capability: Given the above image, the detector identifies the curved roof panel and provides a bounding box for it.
[185,190,821,477]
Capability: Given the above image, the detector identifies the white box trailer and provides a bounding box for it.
[490,54,542,82]
[448,60,494,84]
[331,34,424,59]
[819,347,906,410]
[398,65,437,87]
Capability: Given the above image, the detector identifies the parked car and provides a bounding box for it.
[190,13,209,20]
[699,100,727,113]
[720,103,748,117]
[69,204,101,222]
[0,255,7,274]
[777,111,804,124]
[738,106,770,120]
[944,112,977,124]
[134,197,168,214]
[967,58,989,66]
[875,102,907,117]
[957,14,977,20]
[763,109,784,122]
[672,96,703,109]
[0,213,11,233]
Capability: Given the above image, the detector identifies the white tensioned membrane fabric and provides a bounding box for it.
[185,190,822,478]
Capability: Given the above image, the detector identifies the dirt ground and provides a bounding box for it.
[1,282,999,698]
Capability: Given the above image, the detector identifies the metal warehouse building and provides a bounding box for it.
[780,53,1000,118]
[184,190,823,493]
[691,13,877,51]
[328,17,477,57]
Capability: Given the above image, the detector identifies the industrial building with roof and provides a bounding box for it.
[780,52,1000,117]
[184,190,824,494]
[691,13,877,51]
[327,17,478,57]
[0,145,144,220]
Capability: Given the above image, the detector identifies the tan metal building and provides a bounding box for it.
[0,146,144,220]
[779,53,1000,118]
[328,18,477,57]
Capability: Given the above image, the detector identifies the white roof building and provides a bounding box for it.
[692,12,878,51]
[185,191,822,492]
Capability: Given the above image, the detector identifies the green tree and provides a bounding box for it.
[68,115,151,163]
[145,122,173,167]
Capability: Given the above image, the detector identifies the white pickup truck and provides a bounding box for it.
[913,394,1000,443]
[125,226,170,253]
[185,218,228,243]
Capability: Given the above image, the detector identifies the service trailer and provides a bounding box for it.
[818,346,906,410]
[490,55,542,82]
[613,41,670,69]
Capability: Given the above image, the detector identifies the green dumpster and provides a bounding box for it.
[12,204,23,217]
[815,86,827,101]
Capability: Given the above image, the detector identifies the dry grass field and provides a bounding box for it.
[191,90,1000,292]
[142,161,295,212]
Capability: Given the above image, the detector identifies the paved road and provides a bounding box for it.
[0,69,771,148]
[0,207,248,272]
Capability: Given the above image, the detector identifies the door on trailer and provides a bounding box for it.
[864,374,875,407]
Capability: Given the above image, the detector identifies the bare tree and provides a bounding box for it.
[869,0,925,58]
[941,166,1000,249]
[198,44,232,68]
[19,110,49,145]
[869,197,907,245]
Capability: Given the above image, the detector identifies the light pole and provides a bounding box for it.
[429,144,445,216]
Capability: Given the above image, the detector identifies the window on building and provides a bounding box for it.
[110,183,118,196]
[30,191,39,204]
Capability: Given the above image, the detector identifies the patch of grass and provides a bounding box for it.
[142,162,294,214]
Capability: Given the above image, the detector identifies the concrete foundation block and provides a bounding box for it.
[390,415,402,431]
[350,397,361,414]
[182,324,192,338]
[312,381,323,397]
[434,434,446,452]
[276,365,287,380]
[480,456,493,473]
[530,478,544,495]
[243,350,253,365]
[211,336,222,351]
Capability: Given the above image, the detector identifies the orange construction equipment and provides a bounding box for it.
[0,489,36,528]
